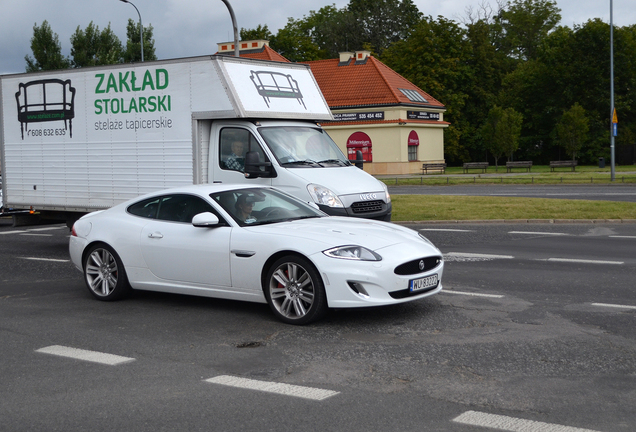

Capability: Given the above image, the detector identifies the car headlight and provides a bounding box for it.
[323,245,382,261]
[307,184,344,208]
[380,181,391,203]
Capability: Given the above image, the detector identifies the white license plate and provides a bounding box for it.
[409,274,438,292]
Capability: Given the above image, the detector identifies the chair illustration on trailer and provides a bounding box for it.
[15,78,76,139]
[249,70,306,109]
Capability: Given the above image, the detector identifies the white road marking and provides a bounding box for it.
[419,228,473,232]
[28,226,66,232]
[609,235,636,239]
[20,257,70,262]
[20,233,53,237]
[545,258,624,265]
[442,290,504,298]
[35,345,135,365]
[205,375,339,401]
[591,303,636,310]
[0,230,27,235]
[509,231,569,236]
[445,252,514,260]
[453,410,601,432]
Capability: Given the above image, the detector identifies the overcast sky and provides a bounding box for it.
[1,0,634,75]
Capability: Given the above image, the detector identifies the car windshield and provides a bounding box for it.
[211,187,326,227]
[258,126,351,167]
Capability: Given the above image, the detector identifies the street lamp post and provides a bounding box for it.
[119,0,144,62]
[610,0,615,181]
[220,0,239,57]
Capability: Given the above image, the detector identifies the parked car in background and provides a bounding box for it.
[69,185,441,324]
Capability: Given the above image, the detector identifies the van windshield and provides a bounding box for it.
[258,126,351,167]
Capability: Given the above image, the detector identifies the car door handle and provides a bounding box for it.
[148,232,164,239]
[231,249,255,258]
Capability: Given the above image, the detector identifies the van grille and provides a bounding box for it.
[351,200,383,213]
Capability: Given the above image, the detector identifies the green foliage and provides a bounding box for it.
[554,103,589,161]
[482,106,523,167]
[240,25,273,41]
[70,22,123,67]
[123,19,156,62]
[25,21,71,72]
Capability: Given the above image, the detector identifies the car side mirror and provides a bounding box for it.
[244,151,275,178]
[354,150,364,170]
[192,212,219,227]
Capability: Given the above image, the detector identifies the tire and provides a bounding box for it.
[264,255,328,325]
[83,244,130,301]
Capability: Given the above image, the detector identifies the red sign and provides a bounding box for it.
[408,130,419,146]
[346,131,373,162]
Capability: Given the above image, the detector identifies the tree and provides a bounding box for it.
[70,22,123,67]
[25,21,70,72]
[554,103,588,161]
[482,106,523,169]
[496,0,561,60]
[240,25,273,41]
[123,19,156,62]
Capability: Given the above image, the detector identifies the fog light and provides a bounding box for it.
[347,281,369,297]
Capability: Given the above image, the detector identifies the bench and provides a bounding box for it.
[462,162,489,173]
[15,78,76,140]
[506,161,532,172]
[421,162,447,174]
[550,160,577,172]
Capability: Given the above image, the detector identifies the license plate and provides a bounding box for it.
[409,274,438,292]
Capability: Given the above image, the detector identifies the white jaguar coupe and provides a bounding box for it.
[69,184,443,324]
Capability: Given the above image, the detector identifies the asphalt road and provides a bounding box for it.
[388,183,636,202]
[1,217,635,432]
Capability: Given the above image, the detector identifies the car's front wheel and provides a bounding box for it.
[83,244,130,301]
[265,255,327,325]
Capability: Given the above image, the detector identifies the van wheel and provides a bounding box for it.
[265,255,327,325]
[84,244,130,301]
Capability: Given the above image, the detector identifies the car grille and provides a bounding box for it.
[389,284,438,299]
[351,200,384,213]
[394,256,442,275]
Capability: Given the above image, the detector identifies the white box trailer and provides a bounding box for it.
[0,55,391,226]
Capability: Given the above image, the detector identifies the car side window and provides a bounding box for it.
[156,194,223,224]
[127,197,161,219]
[219,127,269,173]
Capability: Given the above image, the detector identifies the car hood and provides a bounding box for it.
[286,166,386,196]
[248,217,439,253]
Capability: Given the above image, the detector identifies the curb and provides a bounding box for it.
[395,219,636,225]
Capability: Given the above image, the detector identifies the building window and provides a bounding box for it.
[408,145,418,161]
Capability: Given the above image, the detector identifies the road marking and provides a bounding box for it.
[509,231,569,236]
[35,345,135,366]
[610,235,636,239]
[445,252,514,260]
[419,228,473,232]
[205,375,339,401]
[0,230,27,235]
[591,303,636,310]
[20,233,53,237]
[20,257,70,262]
[546,258,624,265]
[28,226,66,232]
[453,410,601,432]
[442,290,504,298]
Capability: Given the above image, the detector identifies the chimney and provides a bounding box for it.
[354,50,371,63]
[217,40,269,54]
[338,52,354,66]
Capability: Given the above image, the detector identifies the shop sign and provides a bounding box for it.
[346,131,373,162]
[408,130,419,146]
[333,112,384,122]
[407,111,440,121]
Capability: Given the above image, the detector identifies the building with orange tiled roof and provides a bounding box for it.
[217,42,448,175]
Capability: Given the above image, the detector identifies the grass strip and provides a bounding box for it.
[392,195,636,221]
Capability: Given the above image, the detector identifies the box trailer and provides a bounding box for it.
[0,55,391,226]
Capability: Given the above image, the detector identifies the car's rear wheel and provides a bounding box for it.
[265,255,327,325]
[83,244,130,301]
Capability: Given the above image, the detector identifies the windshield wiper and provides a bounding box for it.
[317,159,349,166]
[280,160,322,167]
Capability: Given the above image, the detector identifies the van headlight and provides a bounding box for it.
[307,184,344,208]
[381,181,391,203]
[323,245,382,261]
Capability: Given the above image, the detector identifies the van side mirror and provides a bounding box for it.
[244,151,275,178]
[354,150,364,170]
